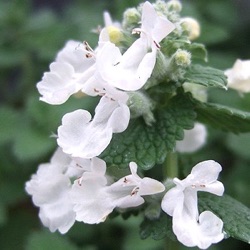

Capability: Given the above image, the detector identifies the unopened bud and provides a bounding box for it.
[166,0,182,13]
[181,17,200,40]
[122,8,141,30]
[174,49,191,67]
[107,26,123,44]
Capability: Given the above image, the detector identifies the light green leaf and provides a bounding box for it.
[194,100,250,133]
[101,92,196,170]
[185,64,227,89]
[199,193,250,244]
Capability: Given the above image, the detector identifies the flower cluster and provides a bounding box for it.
[26,1,226,249]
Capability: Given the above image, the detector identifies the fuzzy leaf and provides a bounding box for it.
[140,213,176,241]
[101,92,196,170]
[194,100,250,133]
[185,64,227,89]
[199,193,250,244]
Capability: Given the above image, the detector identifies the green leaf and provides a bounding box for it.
[194,100,250,133]
[26,230,78,250]
[185,64,227,89]
[101,91,196,170]
[140,213,176,241]
[199,193,250,244]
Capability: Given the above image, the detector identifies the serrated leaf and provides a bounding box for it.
[194,100,250,133]
[140,213,176,241]
[185,64,227,89]
[101,92,196,170]
[199,193,250,244]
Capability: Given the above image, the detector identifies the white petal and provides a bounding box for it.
[37,62,78,105]
[56,40,95,73]
[25,155,76,233]
[57,109,111,158]
[161,186,184,216]
[57,96,130,158]
[190,160,222,184]
[197,211,224,249]
[139,177,165,196]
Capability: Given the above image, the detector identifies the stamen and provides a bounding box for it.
[131,186,139,196]
[153,40,161,49]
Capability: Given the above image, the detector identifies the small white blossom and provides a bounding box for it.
[37,40,95,105]
[57,94,130,159]
[71,161,165,224]
[225,59,250,93]
[25,148,95,233]
[161,160,224,249]
[176,123,207,153]
[97,2,175,91]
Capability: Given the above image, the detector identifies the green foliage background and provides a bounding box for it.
[0,0,250,249]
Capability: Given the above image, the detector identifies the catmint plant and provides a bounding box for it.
[26,1,250,249]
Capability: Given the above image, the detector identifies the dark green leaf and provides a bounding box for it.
[194,100,250,133]
[185,64,227,89]
[199,193,250,244]
[140,213,176,241]
[101,92,196,169]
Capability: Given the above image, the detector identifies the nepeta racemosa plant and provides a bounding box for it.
[26,1,250,249]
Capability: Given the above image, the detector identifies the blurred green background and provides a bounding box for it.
[0,0,250,249]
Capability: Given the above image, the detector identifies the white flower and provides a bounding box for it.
[25,148,94,233]
[37,40,96,105]
[71,161,165,224]
[176,123,207,153]
[135,1,176,49]
[97,2,175,91]
[161,160,224,249]
[225,59,250,93]
[107,162,165,209]
[25,148,82,233]
[57,94,130,159]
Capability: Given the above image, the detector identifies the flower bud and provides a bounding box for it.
[174,49,191,67]
[181,17,200,40]
[122,7,141,30]
[166,0,182,13]
[107,26,123,44]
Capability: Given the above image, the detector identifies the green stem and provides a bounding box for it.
[164,152,178,179]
